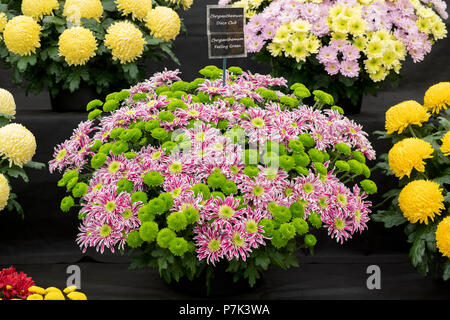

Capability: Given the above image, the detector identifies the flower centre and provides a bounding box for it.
[337,193,347,206]
[355,210,361,222]
[56,149,67,160]
[188,110,200,116]
[232,233,245,247]
[169,161,183,173]
[251,117,265,128]
[105,201,116,212]
[252,185,265,197]
[172,187,182,198]
[303,182,314,193]
[335,218,346,231]
[99,224,112,237]
[108,161,120,174]
[207,239,221,252]
[219,205,235,219]
[151,151,161,160]
[195,132,206,142]
[122,209,132,219]
[245,220,258,233]
[285,187,293,197]
[230,165,239,175]
[319,196,328,208]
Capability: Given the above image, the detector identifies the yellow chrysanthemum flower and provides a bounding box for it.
[28,286,46,295]
[44,291,65,300]
[385,100,430,134]
[27,294,44,300]
[441,131,450,156]
[63,0,103,24]
[67,291,88,300]
[423,82,450,114]
[398,180,444,224]
[58,27,97,66]
[104,21,144,64]
[436,217,450,258]
[63,285,78,294]
[115,0,152,21]
[0,173,10,211]
[21,0,59,20]
[3,16,41,56]
[146,6,181,42]
[0,12,7,34]
[0,88,16,117]
[0,123,37,168]
[388,138,434,179]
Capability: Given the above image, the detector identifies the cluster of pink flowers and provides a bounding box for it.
[229,0,447,79]
[50,68,375,262]
[317,40,360,77]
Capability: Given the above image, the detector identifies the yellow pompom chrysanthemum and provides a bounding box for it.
[115,0,152,21]
[146,6,181,42]
[385,100,430,134]
[3,15,41,56]
[0,173,10,211]
[0,123,37,168]
[58,27,97,66]
[26,294,44,300]
[0,88,16,117]
[63,0,103,24]
[423,82,450,114]
[441,131,450,156]
[104,21,145,64]
[21,0,60,20]
[388,138,434,179]
[67,291,87,300]
[0,12,7,34]
[436,217,450,258]
[398,180,444,224]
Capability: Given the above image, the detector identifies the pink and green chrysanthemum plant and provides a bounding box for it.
[50,65,377,288]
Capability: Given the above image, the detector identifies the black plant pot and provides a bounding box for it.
[167,265,263,298]
[50,85,101,112]
[338,94,363,115]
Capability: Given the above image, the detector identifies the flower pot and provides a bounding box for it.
[50,85,101,112]
[337,94,363,115]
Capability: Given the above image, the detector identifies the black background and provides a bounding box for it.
[0,0,449,299]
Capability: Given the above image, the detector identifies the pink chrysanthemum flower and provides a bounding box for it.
[194,225,225,266]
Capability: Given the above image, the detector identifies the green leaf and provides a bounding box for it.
[23,161,46,170]
[409,239,425,268]
[255,253,270,270]
[371,210,407,228]
[122,63,139,79]
[443,261,450,281]
[102,0,117,11]
[5,166,29,183]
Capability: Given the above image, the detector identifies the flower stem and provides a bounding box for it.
[408,125,417,138]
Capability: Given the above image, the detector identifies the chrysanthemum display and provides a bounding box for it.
[21,0,59,20]
[51,66,377,287]
[58,27,98,66]
[223,0,448,113]
[3,15,41,56]
[146,6,181,42]
[104,21,145,64]
[0,89,45,216]
[373,82,450,281]
[0,1,193,104]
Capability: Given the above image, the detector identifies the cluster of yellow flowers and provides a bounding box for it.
[269,20,320,63]
[385,82,450,258]
[27,285,87,300]
[0,0,185,66]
